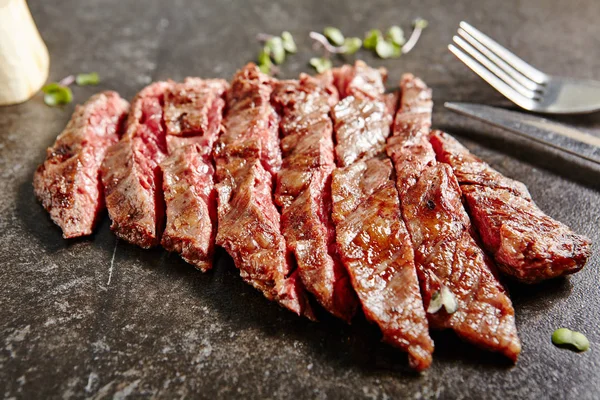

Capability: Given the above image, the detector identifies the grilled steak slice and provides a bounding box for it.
[272,75,357,322]
[215,64,313,318]
[160,79,229,271]
[331,61,392,167]
[333,60,387,100]
[216,64,281,176]
[332,157,433,371]
[101,81,173,248]
[430,131,591,283]
[34,91,129,238]
[387,74,521,361]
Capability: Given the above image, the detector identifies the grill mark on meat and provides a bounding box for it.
[430,130,591,283]
[160,78,229,271]
[34,91,129,238]
[330,62,433,370]
[101,82,173,248]
[215,64,314,319]
[387,73,521,362]
[332,157,434,371]
[331,61,393,167]
[272,73,358,322]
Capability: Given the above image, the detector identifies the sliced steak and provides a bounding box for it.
[331,61,393,167]
[101,81,173,248]
[387,74,521,361]
[272,74,357,322]
[430,130,591,283]
[160,78,229,271]
[215,64,313,318]
[332,157,433,371]
[34,91,129,238]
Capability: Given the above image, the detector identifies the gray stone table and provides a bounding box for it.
[1,0,599,398]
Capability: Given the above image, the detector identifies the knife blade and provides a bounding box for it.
[445,102,600,165]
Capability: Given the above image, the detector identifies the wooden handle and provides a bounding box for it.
[0,0,49,105]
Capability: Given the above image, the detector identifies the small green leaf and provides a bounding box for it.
[309,57,332,74]
[324,26,345,46]
[258,46,272,74]
[342,37,362,55]
[363,29,382,50]
[43,85,73,107]
[281,31,297,53]
[258,63,271,74]
[41,83,63,94]
[258,46,272,65]
[75,72,100,86]
[413,18,429,30]
[552,328,590,352]
[387,25,405,46]
[266,37,285,65]
[375,39,401,59]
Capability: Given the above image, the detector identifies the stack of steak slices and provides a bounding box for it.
[34,91,129,238]
[429,131,592,283]
[214,64,314,318]
[271,72,358,322]
[34,61,593,371]
[101,82,173,248]
[330,61,434,371]
[386,74,521,361]
[160,78,229,271]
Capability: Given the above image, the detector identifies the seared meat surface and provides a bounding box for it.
[387,74,521,361]
[101,82,173,248]
[34,91,129,238]
[272,74,358,322]
[215,64,313,318]
[330,62,433,369]
[332,157,433,371]
[430,130,591,283]
[331,61,393,167]
[161,79,229,271]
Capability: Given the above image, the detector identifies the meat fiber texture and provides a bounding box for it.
[34,91,129,238]
[430,130,591,283]
[272,72,358,322]
[331,61,393,167]
[329,62,433,370]
[101,82,173,248]
[160,78,229,271]
[214,64,314,319]
[332,157,434,371]
[387,74,521,362]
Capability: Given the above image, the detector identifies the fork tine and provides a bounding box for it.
[457,28,541,93]
[452,36,539,100]
[459,21,547,84]
[448,44,537,110]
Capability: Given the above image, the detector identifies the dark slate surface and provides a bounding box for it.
[1,0,599,398]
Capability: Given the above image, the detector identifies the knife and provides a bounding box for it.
[444,102,600,165]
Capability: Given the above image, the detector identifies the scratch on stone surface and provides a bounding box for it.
[113,379,141,400]
[107,238,118,286]
[85,372,99,393]
[4,325,31,358]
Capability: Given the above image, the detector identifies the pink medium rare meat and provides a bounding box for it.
[430,130,591,283]
[271,73,358,322]
[329,62,432,369]
[331,61,393,167]
[160,78,229,271]
[34,91,129,238]
[332,157,434,371]
[215,64,314,318]
[387,74,521,361]
[101,81,173,248]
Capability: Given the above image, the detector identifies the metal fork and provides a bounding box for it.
[449,21,600,114]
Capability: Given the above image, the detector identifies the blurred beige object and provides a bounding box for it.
[0,0,49,105]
